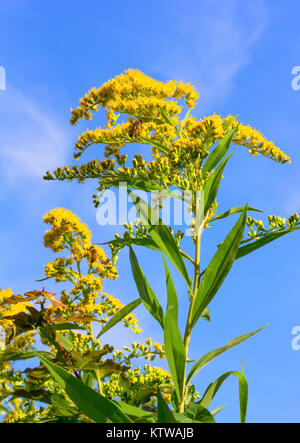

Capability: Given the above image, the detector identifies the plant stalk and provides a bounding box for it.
[88,322,104,395]
[178,223,201,413]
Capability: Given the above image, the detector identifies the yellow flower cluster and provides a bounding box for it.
[44,208,92,252]
[45,70,291,202]
[2,407,48,424]
[245,212,300,241]
[73,120,175,160]
[70,69,199,126]
[43,209,117,278]
[70,332,94,352]
[186,114,225,142]
[121,339,165,364]
[185,114,291,164]
[234,123,290,163]
[42,208,140,335]
[102,364,173,407]
[70,275,104,314]
[6,332,36,353]
[44,257,73,282]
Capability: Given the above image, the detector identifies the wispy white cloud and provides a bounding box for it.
[154,0,268,111]
[0,87,71,187]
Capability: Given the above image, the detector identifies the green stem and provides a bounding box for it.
[180,249,195,265]
[178,221,201,413]
[88,322,103,395]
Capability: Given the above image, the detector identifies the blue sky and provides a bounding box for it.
[0,0,299,423]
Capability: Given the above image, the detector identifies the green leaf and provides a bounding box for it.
[211,405,226,416]
[101,176,166,194]
[163,257,186,403]
[129,247,165,329]
[182,403,216,423]
[202,126,238,175]
[96,360,129,378]
[82,371,95,388]
[50,393,79,417]
[203,154,233,216]
[201,307,211,322]
[157,106,181,138]
[56,333,74,352]
[100,237,159,251]
[117,401,155,420]
[191,205,248,329]
[97,298,141,339]
[199,370,248,423]
[70,346,114,371]
[237,227,300,259]
[100,237,195,265]
[36,276,51,282]
[210,206,263,223]
[157,387,177,423]
[0,350,51,362]
[179,108,192,136]
[131,387,156,404]
[2,389,53,404]
[42,416,83,423]
[129,191,191,287]
[187,325,266,384]
[30,349,132,423]
[138,135,170,154]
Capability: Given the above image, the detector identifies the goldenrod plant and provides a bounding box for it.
[1,70,299,423]
[0,209,172,423]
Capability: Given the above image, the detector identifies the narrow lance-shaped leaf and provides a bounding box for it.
[203,153,233,217]
[157,387,177,423]
[202,126,238,175]
[100,236,195,265]
[99,237,159,250]
[129,191,191,288]
[163,256,186,403]
[138,135,170,154]
[191,205,248,329]
[102,176,166,193]
[117,400,155,421]
[211,405,226,416]
[157,105,181,138]
[97,298,141,339]
[101,177,186,202]
[30,349,132,423]
[186,325,266,384]
[0,350,51,362]
[199,370,248,423]
[129,247,165,329]
[209,206,263,223]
